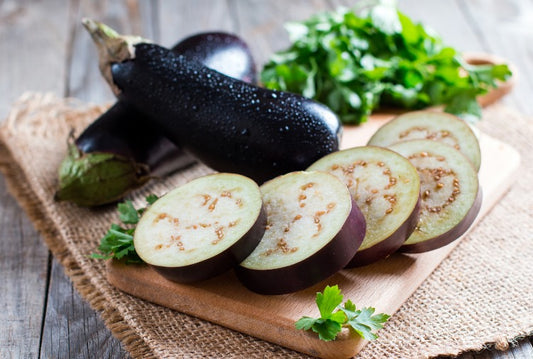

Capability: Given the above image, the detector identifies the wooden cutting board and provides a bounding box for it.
[107,123,520,359]
[107,55,519,358]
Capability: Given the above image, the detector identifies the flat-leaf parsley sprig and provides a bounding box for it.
[90,194,159,263]
[261,1,512,125]
[295,285,390,341]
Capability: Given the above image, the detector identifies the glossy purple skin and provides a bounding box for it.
[111,43,342,184]
[346,195,421,267]
[152,206,267,284]
[399,187,483,253]
[77,32,257,173]
[235,199,365,295]
[171,32,257,84]
[76,101,191,172]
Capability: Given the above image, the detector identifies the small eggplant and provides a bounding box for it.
[83,20,342,184]
[56,31,257,206]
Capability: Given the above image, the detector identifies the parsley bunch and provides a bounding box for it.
[90,194,158,263]
[295,285,389,341]
[261,0,512,124]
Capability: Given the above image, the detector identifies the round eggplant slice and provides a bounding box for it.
[389,140,482,253]
[134,173,266,283]
[367,111,481,172]
[236,171,366,295]
[308,146,421,266]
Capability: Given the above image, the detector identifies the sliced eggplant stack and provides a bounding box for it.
[389,140,482,253]
[368,111,481,171]
[134,173,266,283]
[236,171,366,295]
[308,146,421,266]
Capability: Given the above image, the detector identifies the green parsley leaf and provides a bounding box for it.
[340,305,390,340]
[91,195,157,263]
[295,316,317,331]
[316,285,344,318]
[295,285,389,341]
[118,200,139,224]
[311,318,343,341]
[146,194,159,205]
[444,88,482,124]
[261,1,512,124]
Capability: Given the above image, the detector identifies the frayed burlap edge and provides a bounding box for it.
[0,121,157,359]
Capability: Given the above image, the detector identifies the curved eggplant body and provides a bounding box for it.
[57,32,257,206]
[76,101,189,173]
[112,43,341,183]
[171,32,257,84]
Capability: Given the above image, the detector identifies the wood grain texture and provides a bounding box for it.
[231,0,331,66]
[66,0,157,104]
[0,0,69,118]
[0,0,531,358]
[0,1,68,358]
[107,124,521,359]
[158,0,235,48]
[35,1,153,358]
[0,176,49,359]
[41,257,129,359]
[458,0,533,115]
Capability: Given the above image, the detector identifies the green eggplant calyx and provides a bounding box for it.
[55,144,151,207]
[82,18,148,95]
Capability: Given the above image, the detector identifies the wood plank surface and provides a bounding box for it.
[0,176,49,359]
[36,1,152,357]
[0,0,531,358]
[459,0,533,115]
[0,1,69,358]
[41,257,128,359]
[158,0,235,47]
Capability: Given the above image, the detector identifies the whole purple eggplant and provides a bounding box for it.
[83,20,341,184]
[56,31,257,206]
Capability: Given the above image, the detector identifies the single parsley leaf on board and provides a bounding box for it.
[316,284,344,318]
[312,318,344,342]
[91,195,157,264]
[340,301,390,340]
[295,285,347,341]
[295,286,390,342]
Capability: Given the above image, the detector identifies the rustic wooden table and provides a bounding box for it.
[1,1,532,358]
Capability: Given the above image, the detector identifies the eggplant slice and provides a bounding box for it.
[134,173,266,283]
[389,140,482,253]
[236,171,366,295]
[368,111,481,171]
[308,146,421,266]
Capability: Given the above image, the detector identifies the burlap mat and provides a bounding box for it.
[0,92,531,359]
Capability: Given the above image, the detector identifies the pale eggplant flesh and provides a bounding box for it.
[236,171,366,295]
[389,140,482,253]
[134,173,266,283]
[308,146,421,266]
[368,111,481,172]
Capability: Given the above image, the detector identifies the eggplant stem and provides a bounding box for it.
[66,129,83,158]
[82,18,148,95]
